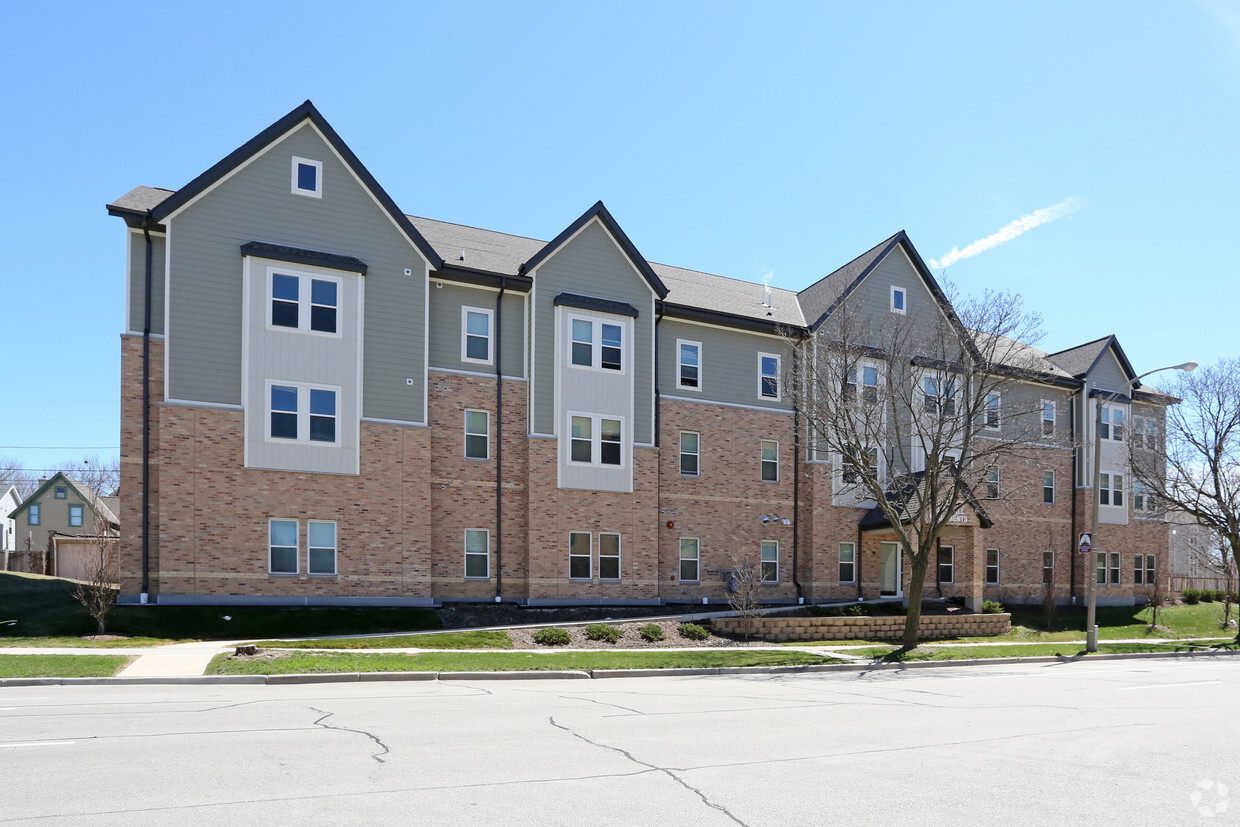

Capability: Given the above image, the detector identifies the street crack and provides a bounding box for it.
[310,707,389,764]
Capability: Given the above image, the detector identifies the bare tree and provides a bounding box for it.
[1146,552,1168,631]
[1129,359,1240,642]
[59,455,120,498]
[726,548,766,640]
[71,531,119,635]
[0,456,36,500]
[791,286,1048,650]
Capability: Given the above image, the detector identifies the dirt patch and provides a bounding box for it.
[79,635,130,641]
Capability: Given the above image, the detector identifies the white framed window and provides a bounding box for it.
[1133,480,1156,513]
[680,431,700,476]
[569,315,624,372]
[267,381,339,445]
[1145,554,1156,586]
[1041,401,1056,437]
[28,503,39,526]
[921,374,957,417]
[761,440,779,482]
[269,270,341,336]
[760,540,779,583]
[1133,416,1157,450]
[983,392,1001,430]
[68,505,83,528]
[54,486,66,499]
[839,542,855,583]
[845,363,881,405]
[461,306,493,365]
[1096,551,1121,586]
[464,409,489,460]
[758,353,781,400]
[677,339,702,390]
[291,156,323,198]
[1043,470,1055,504]
[465,529,490,579]
[842,445,878,485]
[986,548,1000,585]
[599,532,621,581]
[1099,472,1124,507]
[269,519,298,574]
[937,545,954,583]
[1133,553,1145,585]
[679,537,700,582]
[985,467,1000,499]
[307,520,337,576]
[890,286,906,314]
[568,412,624,467]
[1100,405,1125,441]
[570,531,592,580]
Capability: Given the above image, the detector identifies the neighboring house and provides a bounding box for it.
[6,473,119,575]
[1169,511,1236,592]
[1,485,21,569]
[106,100,1172,608]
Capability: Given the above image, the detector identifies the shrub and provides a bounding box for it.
[678,622,710,641]
[1201,590,1216,603]
[1228,592,1239,605]
[533,627,571,646]
[982,600,1005,614]
[842,604,867,616]
[638,623,664,643]
[585,623,622,644]
[1211,590,1228,603]
[1182,588,1200,605]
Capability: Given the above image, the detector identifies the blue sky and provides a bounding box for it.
[2,1,1237,476]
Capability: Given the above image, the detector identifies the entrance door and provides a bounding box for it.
[880,542,902,597]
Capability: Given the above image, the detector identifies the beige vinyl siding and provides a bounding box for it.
[428,281,525,377]
[166,123,428,422]
[531,220,655,443]
[127,230,165,335]
[657,319,792,411]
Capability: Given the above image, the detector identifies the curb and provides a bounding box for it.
[3,648,1237,688]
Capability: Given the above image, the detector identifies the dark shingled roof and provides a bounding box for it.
[857,471,994,531]
[1045,335,1112,378]
[797,232,903,330]
[107,185,175,216]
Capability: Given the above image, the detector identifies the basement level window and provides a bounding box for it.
[291,157,323,198]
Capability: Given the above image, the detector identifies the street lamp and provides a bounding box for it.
[1085,360,1197,651]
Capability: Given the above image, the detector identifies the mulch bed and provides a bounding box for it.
[505,618,770,650]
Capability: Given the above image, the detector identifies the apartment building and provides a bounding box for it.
[107,101,1170,608]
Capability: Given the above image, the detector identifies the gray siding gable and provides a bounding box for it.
[127,229,165,336]
[428,280,525,377]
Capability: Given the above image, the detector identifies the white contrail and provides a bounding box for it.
[930,197,1080,269]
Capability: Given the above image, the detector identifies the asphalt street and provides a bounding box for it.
[2,658,1237,825]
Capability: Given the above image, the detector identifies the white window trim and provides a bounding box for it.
[839,542,856,584]
[307,520,338,576]
[938,545,955,584]
[464,528,490,580]
[291,156,323,198]
[846,360,883,406]
[569,531,592,580]
[1041,399,1056,437]
[464,409,490,460]
[985,466,1000,499]
[461,306,494,366]
[890,286,907,315]
[840,445,881,487]
[266,267,343,338]
[1043,470,1055,505]
[1100,403,1126,442]
[567,313,629,374]
[758,352,782,401]
[265,380,342,446]
[761,439,780,483]
[986,548,1000,585]
[268,518,299,575]
[679,537,700,583]
[676,339,703,391]
[566,411,626,469]
[983,391,1001,431]
[599,532,622,581]
[1099,471,1125,508]
[679,430,700,477]
[760,540,779,583]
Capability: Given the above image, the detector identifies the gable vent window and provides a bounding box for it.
[891,287,906,314]
[291,156,323,198]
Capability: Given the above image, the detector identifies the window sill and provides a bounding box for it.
[464,576,491,581]
[268,572,299,577]
[308,573,338,578]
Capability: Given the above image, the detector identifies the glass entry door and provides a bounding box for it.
[880,541,902,597]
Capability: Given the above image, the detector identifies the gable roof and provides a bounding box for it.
[107,100,444,269]
[798,231,903,330]
[521,201,669,299]
[1045,334,1137,381]
[7,473,118,527]
[1,485,20,518]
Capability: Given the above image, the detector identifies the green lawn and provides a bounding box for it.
[254,630,513,650]
[0,571,441,642]
[0,636,174,648]
[840,640,1240,662]
[0,654,132,678]
[208,649,840,675]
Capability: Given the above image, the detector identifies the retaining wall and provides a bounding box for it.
[713,612,1012,642]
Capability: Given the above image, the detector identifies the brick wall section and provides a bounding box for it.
[713,612,1012,641]
[119,334,163,599]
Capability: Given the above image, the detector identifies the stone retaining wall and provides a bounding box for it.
[713,612,1011,642]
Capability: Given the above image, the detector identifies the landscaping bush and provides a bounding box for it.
[1200,590,1216,603]
[1228,592,1239,605]
[1181,589,1200,604]
[585,623,623,644]
[982,600,1005,614]
[842,604,867,616]
[678,622,710,641]
[533,627,571,646]
[1211,590,1228,603]
[638,623,665,643]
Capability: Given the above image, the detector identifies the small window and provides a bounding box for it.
[570,532,591,580]
[269,519,298,574]
[270,271,341,336]
[464,410,489,460]
[28,503,40,526]
[1101,406,1124,441]
[1110,552,1121,585]
[1042,401,1056,437]
[600,324,623,371]
[839,542,855,583]
[760,540,779,583]
[1134,480,1154,513]
[843,446,878,485]
[761,440,779,482]
[270,385,299,440]
[937,545,954,583]
[310,279,337,334]
[54,486,66,499]
[680,431,700,476]
[1133,553,1144,586]
[985,467,1000,499]
[1043,470,1055,504]
[291,156,323,197]
[922,375,956,417]
[984,392,1000,430]
[462,307,493,364]
[68,505,83,528]
[309,389,336,443]
[679,537,700,582]
[677,340,701,390]
[465,529,489,579]
[1145,554,1156,586]
[271,274,299,328]
[600,419,622,466]
[570,416,592,463]
[571,318,593,367]
[599,532,621,581]
[759,353,781,400]
[1096,552,1106,586]
[307,521,337,575]
[844,364,880,405]
[986,548,1000,585]
[891,286,906,314]
[1100,473,1124,507]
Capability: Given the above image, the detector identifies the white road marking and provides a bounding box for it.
[3,741,77,748]
[1118,681,1222,692]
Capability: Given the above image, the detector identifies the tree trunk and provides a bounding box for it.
[901,556,928,651]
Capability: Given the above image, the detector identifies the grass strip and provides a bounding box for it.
[878,641,1240,662]
[252,630,513,650]
[208,649,839,675]
[0,654,132,678]
[0,636,179,649]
